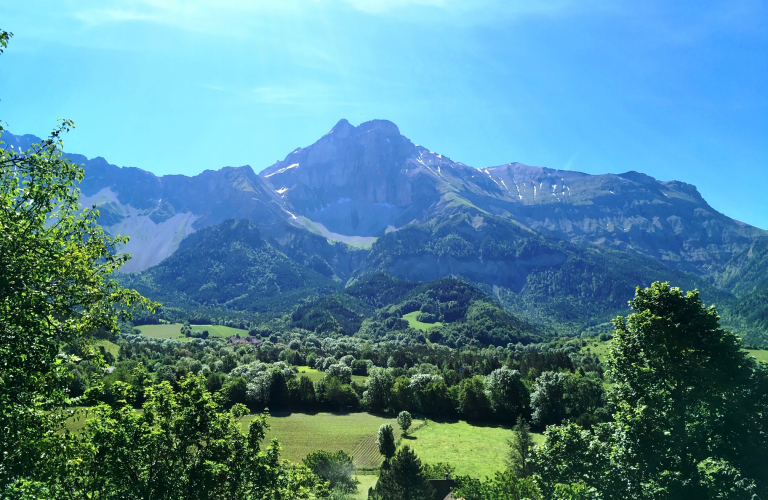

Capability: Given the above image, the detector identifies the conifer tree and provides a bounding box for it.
[369,446,434,500]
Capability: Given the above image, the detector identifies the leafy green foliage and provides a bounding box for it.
[303,450,358,493]
[532,283,768,499]
[0,29,11,54]
[457,376,492,422]
[396,411,412,435]
[485,367,529,425]
[453,470,541,500]
[376,424,396,460]
[421,462,456,480]
[0,118,153,490]
[506,417,534,478]
[368,446,434,500]
[48,375,326,499]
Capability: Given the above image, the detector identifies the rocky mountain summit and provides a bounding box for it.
[259,119,764,277]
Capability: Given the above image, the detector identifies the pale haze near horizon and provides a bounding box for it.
[1,0,767,229]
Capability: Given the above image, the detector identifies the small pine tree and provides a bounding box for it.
[369,446,434,500]
[377,423,396,461]
[397,411,412,436]
[507,416,534,477]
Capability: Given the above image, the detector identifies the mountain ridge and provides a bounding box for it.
[2,121,764,279]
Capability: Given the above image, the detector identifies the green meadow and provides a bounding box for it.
[402,311,443,331]
[238,412,418,469]
[351,474,378,500]
[95,339,120,360]
[401,420,545,479]
[137,323,247,341]
[581,339,612,361]
[236,412,537,479]
[295,365,368,384]
[746,349,768,364]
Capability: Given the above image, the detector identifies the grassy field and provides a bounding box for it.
[746,349,768,364]
[581,339,612,361]
[239,412,418,469]
[402,311,443,331]
[66,408,540,481]
[95,339,120,360]
[401,420,545,479]
[352,475,377,499]
[295,366,367,384]
[137,323,247,341]
[64,407,98,433]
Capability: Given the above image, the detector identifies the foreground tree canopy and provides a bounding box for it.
[0,31,326,498]
[533,282,768,499]
[0,36,149,493]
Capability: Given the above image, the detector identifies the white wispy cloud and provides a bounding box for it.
[75,0,322,34]
[73,0,582,32]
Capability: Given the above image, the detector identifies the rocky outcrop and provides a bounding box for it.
[258,120,766,277]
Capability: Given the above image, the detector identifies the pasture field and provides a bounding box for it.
[137,323,247,341]
[95,340,120,360]
[402,311,443,331]
[295,365,368,384]
[239,412,418,468]
[581,339,612,361]
[295,365,326,382]
[746,349,768,364]
[64,407,97,433]
[352,475,377,500]
[401,420,545,479]
[66,408,541,481]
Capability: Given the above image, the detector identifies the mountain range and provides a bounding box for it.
[3,120,766,341]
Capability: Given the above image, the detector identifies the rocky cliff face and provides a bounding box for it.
[259,119,765,277]
[259,119,476,238]
[468,166,764,276]
[2,131,299,271]
[3,120,764,277]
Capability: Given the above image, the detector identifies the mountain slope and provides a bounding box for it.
[287,274,544,346]
[122,219,340,313]
[4,122,762,277]
[717,238,768,296]
[2,131,299,272]
[717,238,768,341]
[364,213,734,334]
[3,123,765,340]
[259,119,765,277]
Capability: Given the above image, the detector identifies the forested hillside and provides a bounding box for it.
[121,219,341,313]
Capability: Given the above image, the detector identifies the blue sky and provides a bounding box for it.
[1,0,767,229]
